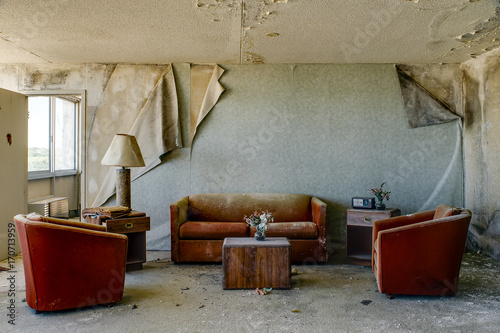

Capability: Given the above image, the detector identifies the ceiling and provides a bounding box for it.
[1,0,500,65]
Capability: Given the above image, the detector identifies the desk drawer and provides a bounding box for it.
[346,209,400,227]
[105,216,150,233]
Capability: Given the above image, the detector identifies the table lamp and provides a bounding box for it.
[101,134,145,208]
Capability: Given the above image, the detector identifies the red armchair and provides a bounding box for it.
[372,205,472,298]
[14,214,128,312]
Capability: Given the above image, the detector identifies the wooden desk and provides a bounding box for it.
[86,211,150,271]
[222,237,291,289]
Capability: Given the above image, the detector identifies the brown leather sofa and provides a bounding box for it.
[14,214,128,312]
[170,193,327,264]
[372,205,472,298]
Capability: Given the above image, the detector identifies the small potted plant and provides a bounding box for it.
[370,182,390,210]
[244,210,275,241]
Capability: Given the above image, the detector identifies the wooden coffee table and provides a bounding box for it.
[222,237,291,289]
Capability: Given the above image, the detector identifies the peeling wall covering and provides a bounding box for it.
[396,66,460,128]
[190,64,225,144]
[89,64,180,207]
[0,63,464,253]
[397,64,463,117]
[462,48,500,261]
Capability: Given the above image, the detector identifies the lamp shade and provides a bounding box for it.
[101,134,146,167]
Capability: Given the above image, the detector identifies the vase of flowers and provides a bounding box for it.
[370,182,390,210]
[244,210,275,241]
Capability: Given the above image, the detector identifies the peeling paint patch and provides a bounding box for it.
[457,7,500,43]
[196,0,289,63]
[453,5,500,58]
[242,52,265,63]
[240,0,289,63]
[196,0,241,21]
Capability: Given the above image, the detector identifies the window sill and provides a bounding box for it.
[28,170,78,180]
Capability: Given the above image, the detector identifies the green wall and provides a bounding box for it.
[135,63,463,252]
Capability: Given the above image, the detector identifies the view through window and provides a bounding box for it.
[28,95,80,178]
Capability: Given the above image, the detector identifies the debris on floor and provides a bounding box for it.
[254,287,272,295]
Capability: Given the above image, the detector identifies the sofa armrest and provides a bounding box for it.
[43,216,107,232]
[170,196,189,262]
[170,196,189,227]
[311,197,327,230]
[311,196,327,262]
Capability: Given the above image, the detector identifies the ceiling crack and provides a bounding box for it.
[0,35,52,63]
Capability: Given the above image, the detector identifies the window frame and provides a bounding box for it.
[23,90,88,212]
[27,95,80,180]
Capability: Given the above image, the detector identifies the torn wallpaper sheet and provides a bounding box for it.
[396,66,459,128]
[190,64,225,144]
[89,64,180,207]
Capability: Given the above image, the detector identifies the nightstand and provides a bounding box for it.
[86,211,150,271]
[346,208,400,266]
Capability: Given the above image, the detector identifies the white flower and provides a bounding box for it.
[260,214,268,224]
[258,222,268,232]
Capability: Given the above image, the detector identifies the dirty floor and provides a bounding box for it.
[1,251,499,333]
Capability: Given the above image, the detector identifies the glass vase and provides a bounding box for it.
[254,230,266,241]
[375,201,386,210]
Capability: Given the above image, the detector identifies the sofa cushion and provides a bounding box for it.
[433,204,459,220]
[179,222,248,240]
[250,222,318,239]
[187,193,312,222]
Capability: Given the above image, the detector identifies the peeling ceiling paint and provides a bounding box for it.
[1,0,500,64]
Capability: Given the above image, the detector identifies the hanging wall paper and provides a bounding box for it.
[396,66,460,128]
[89,64,180,207]
[190,64,225,145]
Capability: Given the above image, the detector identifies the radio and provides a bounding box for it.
[351,197,375,209]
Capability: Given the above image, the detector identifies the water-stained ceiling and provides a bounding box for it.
[1,0,500,64]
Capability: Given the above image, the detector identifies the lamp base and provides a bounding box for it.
[116,168,131,208]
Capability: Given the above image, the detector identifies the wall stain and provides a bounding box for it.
[24,69,71,89]
[6,133,12,146]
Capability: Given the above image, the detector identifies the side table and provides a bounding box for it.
[86,210,150,272]
[222,237,291,289]
[346,208,400,266]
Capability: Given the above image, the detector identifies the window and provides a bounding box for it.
[28,95,80,179]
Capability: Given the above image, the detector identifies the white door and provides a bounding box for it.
[0,89,27,259]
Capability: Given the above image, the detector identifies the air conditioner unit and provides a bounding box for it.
[28,197,69,218]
